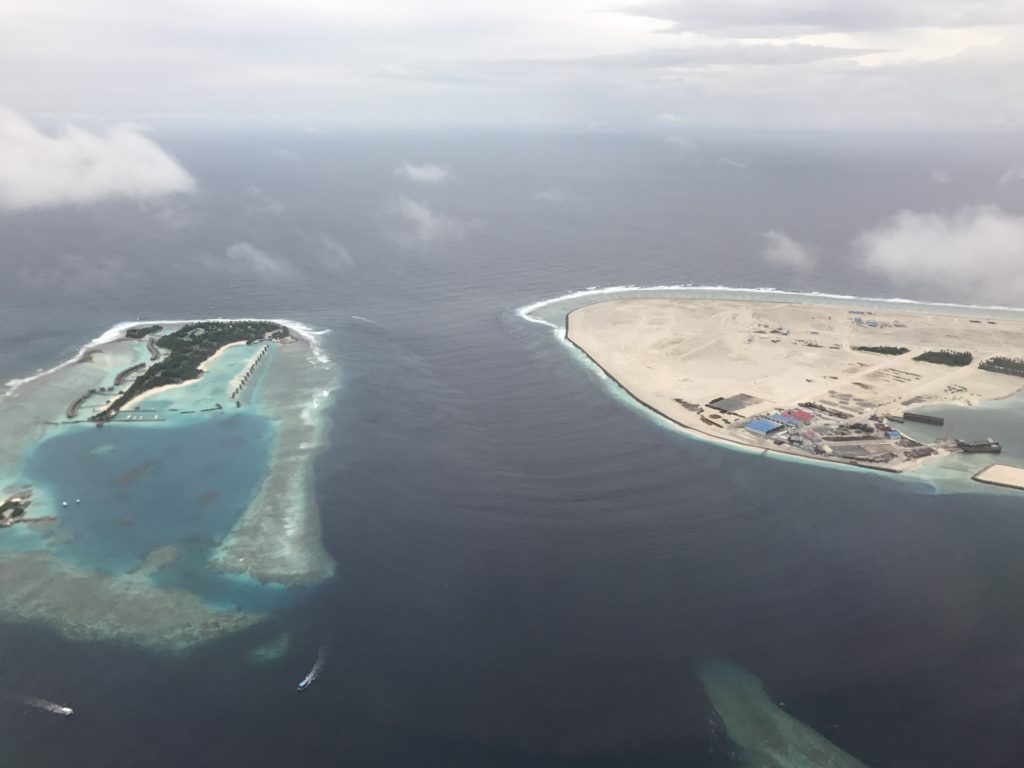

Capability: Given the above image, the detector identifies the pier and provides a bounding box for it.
[904,411,944,426]
[114,362,146,386]
[66,389,96,419]
[231,344,270,400]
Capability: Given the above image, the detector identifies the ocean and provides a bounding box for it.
[1,130,1023,766]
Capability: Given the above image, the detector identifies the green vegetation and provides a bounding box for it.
[979,356,1024,378]
[0,497,28,519]
[853,345,909,356]
[93,321,287,421]
[912,349,973,367]
[125,324,163,339]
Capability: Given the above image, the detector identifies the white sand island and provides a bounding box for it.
[556,296,1024,477]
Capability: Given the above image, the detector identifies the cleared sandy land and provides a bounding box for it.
[567,298,1024,472]
[973,464,1024,490]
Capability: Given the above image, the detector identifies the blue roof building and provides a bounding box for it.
[745,418,784,436]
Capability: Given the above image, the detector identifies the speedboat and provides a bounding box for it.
[296,641,327,691]
[55,705,74,716]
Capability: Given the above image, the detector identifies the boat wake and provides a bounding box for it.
[22,696,74,716]
[297,641,328,691]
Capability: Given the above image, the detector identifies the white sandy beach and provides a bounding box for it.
[120,339,249,409]
[566,298,1024,473]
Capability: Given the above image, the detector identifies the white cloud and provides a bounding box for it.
[0,107,195,211]
[1,2,1021,131]
[388,196,467,248]
[857,205,1024,302]
[223,241,292,277]
[532,187,577,204]
[304,233,355,269]
[395,163,451,184]
[763,229,814,270]
[658,113,687,124]
[244,184,286,214]
[929,168,952,184]
[998,164,1024,185]
[664,134,697,152]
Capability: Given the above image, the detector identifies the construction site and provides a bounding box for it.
[566,298,1024,475]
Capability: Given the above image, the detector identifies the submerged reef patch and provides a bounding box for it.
[698,659,870,768]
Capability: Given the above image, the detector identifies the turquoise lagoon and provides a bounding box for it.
[0,322,338,650]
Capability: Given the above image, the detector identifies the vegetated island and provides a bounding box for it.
[563,298,1024,481]
[0,318,338,651]
[93,320,290,421]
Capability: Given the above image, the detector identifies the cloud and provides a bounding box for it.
[395,163,451,184]
[2,2,1020,132]
[387,196,466,248]
[303,233,355,269]
[763,230,814,270]
[532,187,578,204]
[223,241,292,277]
[857,205,1024,302]
[0,107,195,211]
[622,0,1021,37]
[929,169,952,184]
[244,184,286,214]
[998,164,1024,185]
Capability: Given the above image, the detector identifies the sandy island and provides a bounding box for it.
[565,298,1024,476]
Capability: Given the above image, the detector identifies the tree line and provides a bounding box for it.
[93,321,289,421]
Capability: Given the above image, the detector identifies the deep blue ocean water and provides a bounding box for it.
[1,131,1024,766]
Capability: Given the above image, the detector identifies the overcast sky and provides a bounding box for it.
[0,0,1021,131]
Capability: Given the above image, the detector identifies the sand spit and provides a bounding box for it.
[699,659,870,768]
[563,298,1024,475]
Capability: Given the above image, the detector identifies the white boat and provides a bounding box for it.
[24,697,74,716]
[296,642,327,692]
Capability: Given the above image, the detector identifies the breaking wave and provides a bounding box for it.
[516,283,1024,331]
